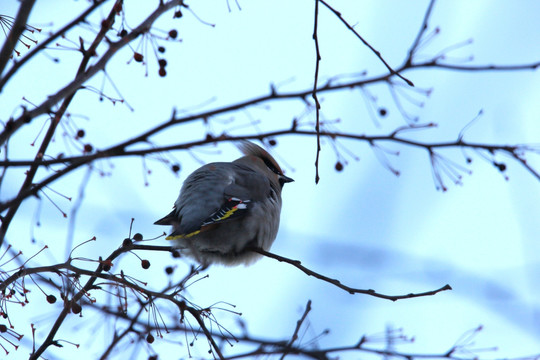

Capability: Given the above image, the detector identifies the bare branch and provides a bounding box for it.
[250,248,452,301]
[281,299,312,359]
[0,0,184,146]
[0,0,36,77]
[0,0,108,92]
[0,0,125,249]
[319,0,414,86]
[0,1,538,357]
[0,127,534,215]
[406,0,437,64]
[413,61,540,71]
[312,0,322,184]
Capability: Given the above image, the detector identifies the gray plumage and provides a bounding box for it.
[155,141,293,266]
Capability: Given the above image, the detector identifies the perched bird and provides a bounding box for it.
[155,141,293,266]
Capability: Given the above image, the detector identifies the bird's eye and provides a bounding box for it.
[262,157,281,175]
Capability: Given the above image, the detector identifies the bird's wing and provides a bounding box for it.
[166,197,251,240]
[163,164,268,240]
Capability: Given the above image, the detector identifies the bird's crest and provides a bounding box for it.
[238,141,284,176]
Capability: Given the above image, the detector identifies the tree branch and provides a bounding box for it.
[1,125,532,215]
[0,0,36,77]
[250,248,452,301]
[312,0,322,184]
[0,0,184,146]
[405,0,437,64]
[319,0,414,86]
[0,0,123,249]
[0,0,108,92]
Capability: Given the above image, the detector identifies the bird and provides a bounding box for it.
[154,141,293,266]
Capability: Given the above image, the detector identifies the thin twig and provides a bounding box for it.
[0,0,182,249]
[251,248,452,301]
[99,304,146,360]
[280,300,312,360]
[0,0,37,77]
[319,0,414,86]
[414,61,540,71]
[0,0,184,146]
[0,0,108,92]
[0,127,529,214]
[0,0,122,249]
[406,0,437,64]
[186,306,226,360]
[312,0,322,184]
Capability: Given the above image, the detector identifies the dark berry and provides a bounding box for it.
[77,129,85,138]
[83,144,93,153]
[71,302,82,314]
[171,250,181,258]
[268,139,277,146]
[169,30,178,39]
[46,295,57,304]
[146,333,155,343]
[141,260,151,269]
[0,324,7,332]
[158,68,166,77]
[171,164,181,173]
[122,238,132,247]
[133,233,143,241]
[158,59,167,67]
[165,266,174,275]
[378,108,387,117]
[134,52,143,62]
[494,162,506,172]
[335,162,344,172]
[158,46,165,53]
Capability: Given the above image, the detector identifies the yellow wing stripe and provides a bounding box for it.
[165,199,245,240]
[216,206,238,221]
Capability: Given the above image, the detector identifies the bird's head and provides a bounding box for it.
[236,141,294,188]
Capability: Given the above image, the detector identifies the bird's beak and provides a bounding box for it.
[279,174,294,183]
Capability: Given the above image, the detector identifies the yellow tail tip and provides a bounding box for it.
[165,230,200,240]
